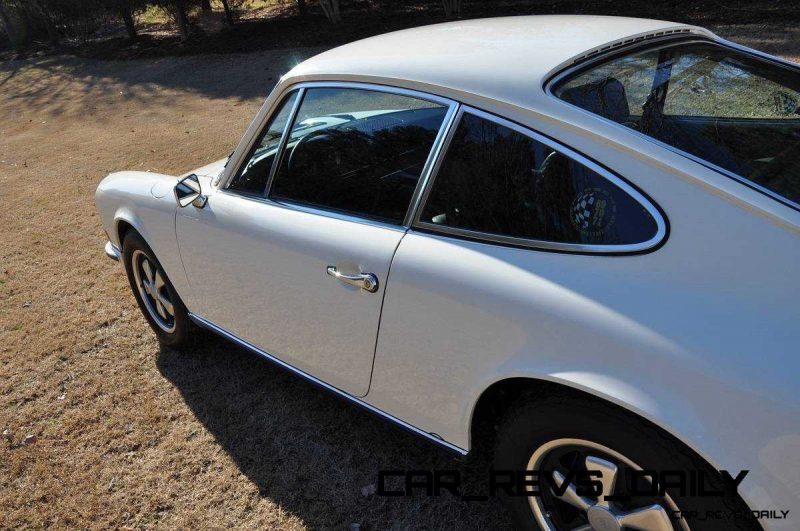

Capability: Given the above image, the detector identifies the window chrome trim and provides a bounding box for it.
[263,87,305,196]
[268,197,409,232]
[216,187,408,233]
[544,36,800,213]
[217,87,304,197]
[412,106,669,254]
[189,312,467,456]
[403,102,461,226]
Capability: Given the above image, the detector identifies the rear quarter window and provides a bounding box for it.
[417,111,665,253]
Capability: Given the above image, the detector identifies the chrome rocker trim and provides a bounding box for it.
[188,313,469,456]
[105,241,122,261]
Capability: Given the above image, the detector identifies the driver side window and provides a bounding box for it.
[228,91,299,196]
[269,87,448,224]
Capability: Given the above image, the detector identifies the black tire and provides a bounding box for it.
[494,394,759,531]
[122,230,194,349]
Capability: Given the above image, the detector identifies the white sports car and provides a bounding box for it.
[96,15,800,530]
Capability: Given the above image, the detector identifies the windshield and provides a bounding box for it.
[553,41,800,207]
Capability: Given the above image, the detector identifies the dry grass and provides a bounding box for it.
[0,27,796,529]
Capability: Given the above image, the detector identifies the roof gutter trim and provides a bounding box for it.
[542,25,716,84]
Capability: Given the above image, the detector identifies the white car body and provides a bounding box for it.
[96,16,800,527]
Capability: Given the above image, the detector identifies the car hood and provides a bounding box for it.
[186,157,228,180]
[147,157,228,199]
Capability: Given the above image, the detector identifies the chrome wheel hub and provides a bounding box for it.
[587,506,620,531]
[132,250,176,333]
[527,438,688,531]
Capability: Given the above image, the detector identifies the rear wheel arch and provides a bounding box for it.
[488,385,759,530]
[467,378,645,456]
[468,376,726,477]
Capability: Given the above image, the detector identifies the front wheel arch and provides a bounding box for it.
[116,219,134,250]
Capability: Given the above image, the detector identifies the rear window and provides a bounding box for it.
[553,41,800,207]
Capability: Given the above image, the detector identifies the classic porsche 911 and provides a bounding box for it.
[96,15,800,530]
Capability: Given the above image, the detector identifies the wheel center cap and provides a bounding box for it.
[587,505,620,531]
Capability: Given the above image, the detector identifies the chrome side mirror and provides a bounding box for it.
[174,174,207,208]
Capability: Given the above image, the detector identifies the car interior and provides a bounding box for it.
[556,41,800,205]
[270,106,448,223]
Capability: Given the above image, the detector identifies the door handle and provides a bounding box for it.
[326,266,379,293]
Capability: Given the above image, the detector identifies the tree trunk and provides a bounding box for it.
[29,0,58,45]
[319,0,341,24]
[200,0,212,13]
[174,0,189,40]
[220,0,234,26]
[442,0,461,18]
[42,13,58,45]
[120,7,137,40]
[7,1,31,47]
[0,3,19,49]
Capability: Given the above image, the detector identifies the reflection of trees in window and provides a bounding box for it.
[555,42,800,205]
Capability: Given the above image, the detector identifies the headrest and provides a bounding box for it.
[560,77,630,124]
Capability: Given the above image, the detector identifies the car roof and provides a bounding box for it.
[285,15,713,109]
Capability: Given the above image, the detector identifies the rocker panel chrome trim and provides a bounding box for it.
[188,312,468,456]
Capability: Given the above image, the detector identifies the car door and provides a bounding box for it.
[175,84,454,396]
[365,107,670,441]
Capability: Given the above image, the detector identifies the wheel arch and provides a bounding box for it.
[467,374,718,472]
[116,218,135,249]
[467,374,766,518]
[112,208,154,252]
[97,175,190,307]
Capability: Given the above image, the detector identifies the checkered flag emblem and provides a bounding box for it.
[572,191,598,230]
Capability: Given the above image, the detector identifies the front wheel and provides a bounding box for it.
[122,230,194,348]
[494,395,758,531]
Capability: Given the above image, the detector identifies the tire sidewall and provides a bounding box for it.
[494,396,759,531]
[122,231,191,348]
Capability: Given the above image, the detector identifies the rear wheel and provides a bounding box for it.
[122,230,194,348]
[494,395,758,531]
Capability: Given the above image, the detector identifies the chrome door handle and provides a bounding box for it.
[326,266,379,293]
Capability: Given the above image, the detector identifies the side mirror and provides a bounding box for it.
[174,174,207,208]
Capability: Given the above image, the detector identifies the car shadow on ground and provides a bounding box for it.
[156,334,511,529]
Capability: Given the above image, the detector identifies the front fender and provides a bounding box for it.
[95,171,191,304]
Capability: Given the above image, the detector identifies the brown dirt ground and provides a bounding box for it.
[0,26,797,529]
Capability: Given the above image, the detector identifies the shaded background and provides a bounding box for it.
[1,0,799,60]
